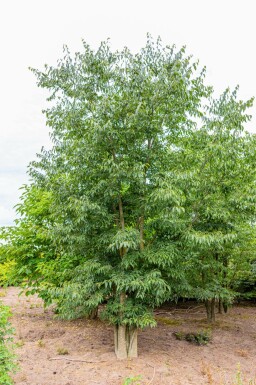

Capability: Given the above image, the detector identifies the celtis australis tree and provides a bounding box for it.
[0,185,59,296]
[179,88,256,321]
[28,37,210,358]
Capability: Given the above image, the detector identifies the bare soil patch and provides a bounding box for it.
[1,287,256,385]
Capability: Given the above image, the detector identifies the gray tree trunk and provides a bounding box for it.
[114,325,138,359]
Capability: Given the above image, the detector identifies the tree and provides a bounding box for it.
[178,88,256,321]
[0,185,59,299]
[5,37,255,357]
[27,36,209,358]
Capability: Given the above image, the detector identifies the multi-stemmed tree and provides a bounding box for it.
[178,88,256,321]
[1,37,255,359]
[27,37,209,358]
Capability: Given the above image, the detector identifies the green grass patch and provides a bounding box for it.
[156,316,182,326]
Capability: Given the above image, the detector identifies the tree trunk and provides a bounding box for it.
[218,299,223,314]
[88,307,98,319]
[114,324,138,359]
[205,299,211,321]
[115,195,138,358]
[210,298,216,322]
[205,298,216,322]
[223,301,228,313]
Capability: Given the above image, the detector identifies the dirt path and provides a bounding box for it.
[1,287,256,385]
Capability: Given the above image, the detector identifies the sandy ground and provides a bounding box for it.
[1,287,256,385]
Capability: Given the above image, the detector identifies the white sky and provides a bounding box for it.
[0,0,255,226]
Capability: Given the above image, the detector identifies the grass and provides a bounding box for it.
[37,339,45,348]
[201,363,256,385]
[57,347,69,355]
[201,360,214,385]
[228,365,256,385]
[16,340,25,348]
[156,316,182,326]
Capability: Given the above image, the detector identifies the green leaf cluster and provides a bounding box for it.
[0,303,18,385]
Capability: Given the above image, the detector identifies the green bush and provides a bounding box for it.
[174,330,211,345]
[0,302,18,385]
[0,261,20,287]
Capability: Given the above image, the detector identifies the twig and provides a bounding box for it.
[49,357,106,363]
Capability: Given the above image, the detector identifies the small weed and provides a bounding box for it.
[0,290,7,297]
[235,349,249,358]
[219,365,256,385]
[57,347,69,355]
[37,339,45,348]
[16,339,25,348]
[174,330,211,345]
[122,375,142,385]
[186,330,211,345]
[232,365,256,385]
[173,331,185,340]
[201,360,214,385]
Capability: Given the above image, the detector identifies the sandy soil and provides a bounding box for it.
[1,287,256,385]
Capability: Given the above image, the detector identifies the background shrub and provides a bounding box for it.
[0,302,18,385]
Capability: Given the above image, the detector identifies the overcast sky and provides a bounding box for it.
[0,0,255,226]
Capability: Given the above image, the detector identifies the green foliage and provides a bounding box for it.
[101,299,156,328]
[0,260,20,287]
[0,302,18,385]
[122,376,142,385]
[177,95,256,313]
[173,331,185,341]
[1,36,255,357]
[185,330,211,345]
[156,317,182,326]
[22,35,209,327]
[0,185,60,297]
[174,329,211,345]
[57,347,69,355]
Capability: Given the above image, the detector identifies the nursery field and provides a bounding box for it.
[1,287,256,385]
